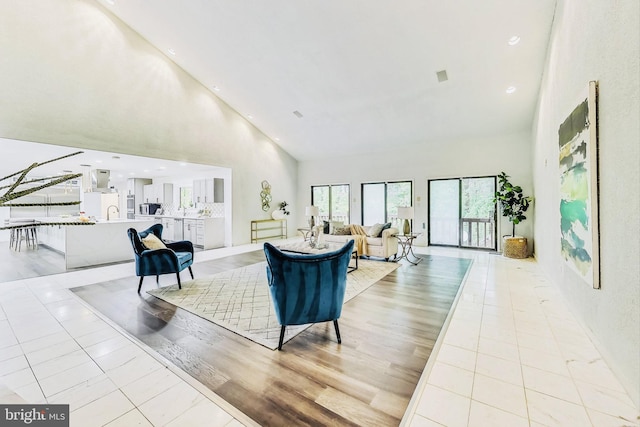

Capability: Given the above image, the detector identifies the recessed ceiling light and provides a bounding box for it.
[167,48,176,56]
[508,36,521,46]
[95,160,103,163]
[506,86,517,94]
[247,114,254,119]
[274,137,280,141]
[105,0,115,5]
[179,163,187,167]
[212,86,220,92]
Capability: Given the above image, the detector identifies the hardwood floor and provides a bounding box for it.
[71,251,471,426]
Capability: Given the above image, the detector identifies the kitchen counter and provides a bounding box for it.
[37,217,157,269]
[136,215,224,249]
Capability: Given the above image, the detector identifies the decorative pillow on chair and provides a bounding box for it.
[141,234,167,250]
[368,223,384,238]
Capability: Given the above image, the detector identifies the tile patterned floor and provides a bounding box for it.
[0,241,638,426]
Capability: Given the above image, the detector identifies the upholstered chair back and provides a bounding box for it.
[263,240,354,327]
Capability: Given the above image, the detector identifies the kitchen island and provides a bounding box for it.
[38,218,157,269]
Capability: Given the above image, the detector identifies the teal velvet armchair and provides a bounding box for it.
[127,224,194,293]
[263,240,355,350]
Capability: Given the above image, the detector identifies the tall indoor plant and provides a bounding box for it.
[494,172,532,237]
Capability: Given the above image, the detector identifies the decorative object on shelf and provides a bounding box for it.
[558,81,600,289]
[493,172,532,259]
[260,180,272,212]
[272,200,290,220]
[397,206,414,235]
[0,151,92,231]
[305,205,319,229]
[278,201,290,216]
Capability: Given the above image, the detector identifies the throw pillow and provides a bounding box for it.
[368,223,384,238]
[141,234,167,250]
[332,226,351,235]
[380,222,392,236]
[323,220,330,234]
[329,220,344,234]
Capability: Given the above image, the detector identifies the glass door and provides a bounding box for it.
[428,176,497,250]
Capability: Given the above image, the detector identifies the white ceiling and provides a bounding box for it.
[0,138,227,184]
[95,0,557,161]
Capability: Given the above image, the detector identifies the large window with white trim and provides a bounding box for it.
[361,181,412,226]
[311,184,350,223]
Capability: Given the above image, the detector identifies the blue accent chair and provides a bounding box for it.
[263,240,355,350]
[127,224,194,293]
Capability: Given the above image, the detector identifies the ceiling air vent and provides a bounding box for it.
[293,110,304,118]
[436,70,448,82]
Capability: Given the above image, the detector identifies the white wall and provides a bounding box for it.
[298,131,533,248]
[532,0,640,406]
[0,0,298,245]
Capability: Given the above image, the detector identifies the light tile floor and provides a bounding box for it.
[405,247,639,427]
[0,241,637,426]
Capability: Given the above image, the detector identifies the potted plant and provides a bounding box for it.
[493,172,532,258]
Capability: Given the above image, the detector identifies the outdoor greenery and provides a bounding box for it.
[493,172,532,237]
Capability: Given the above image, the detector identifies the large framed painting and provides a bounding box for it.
[558,81,600,289]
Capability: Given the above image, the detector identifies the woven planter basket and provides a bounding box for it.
[503,237,528,259]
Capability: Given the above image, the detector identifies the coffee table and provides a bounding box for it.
[278,242,358,273]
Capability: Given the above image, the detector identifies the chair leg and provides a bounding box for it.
[176,273,182,289]
[188,266,194,279]
[333,320,342,344]
[156,275,160,284]
[278,325,286,350]
[137,276,144,293]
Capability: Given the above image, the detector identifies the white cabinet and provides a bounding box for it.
[183,219,198,243]
[161,217,174,241]
[83,192,120,220]
[193,179,208,204]
[143,183,173,204]
[193,179,223,204]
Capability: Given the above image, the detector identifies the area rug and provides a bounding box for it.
[146,259,399,350]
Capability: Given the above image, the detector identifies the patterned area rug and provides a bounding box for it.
[147,259,399,350]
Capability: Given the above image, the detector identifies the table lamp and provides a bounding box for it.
[397,206,414,235]
[305,205,319,228]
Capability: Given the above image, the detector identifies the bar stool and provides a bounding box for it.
[7,219,38,251]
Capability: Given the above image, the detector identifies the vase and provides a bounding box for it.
[271,210,285,220]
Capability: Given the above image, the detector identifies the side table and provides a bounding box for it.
[393,233,422,265]
[297,227,312,241]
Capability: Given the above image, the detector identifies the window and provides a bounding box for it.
[428,176,496,250]
[311,184,350,223]
[179,186,193,209]
[361,181,412,226]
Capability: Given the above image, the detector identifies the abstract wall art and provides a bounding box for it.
[558,81,600,289]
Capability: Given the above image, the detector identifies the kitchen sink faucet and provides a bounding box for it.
[107,205,120,221]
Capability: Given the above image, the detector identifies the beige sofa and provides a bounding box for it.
[320,225,399,261]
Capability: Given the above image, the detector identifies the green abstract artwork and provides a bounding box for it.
[558,82,600,289]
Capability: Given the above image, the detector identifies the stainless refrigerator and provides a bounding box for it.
[9,186,81,219]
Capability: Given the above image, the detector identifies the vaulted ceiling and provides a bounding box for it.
[95,0,557,161]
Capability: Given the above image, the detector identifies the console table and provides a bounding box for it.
[251,219,287,243]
